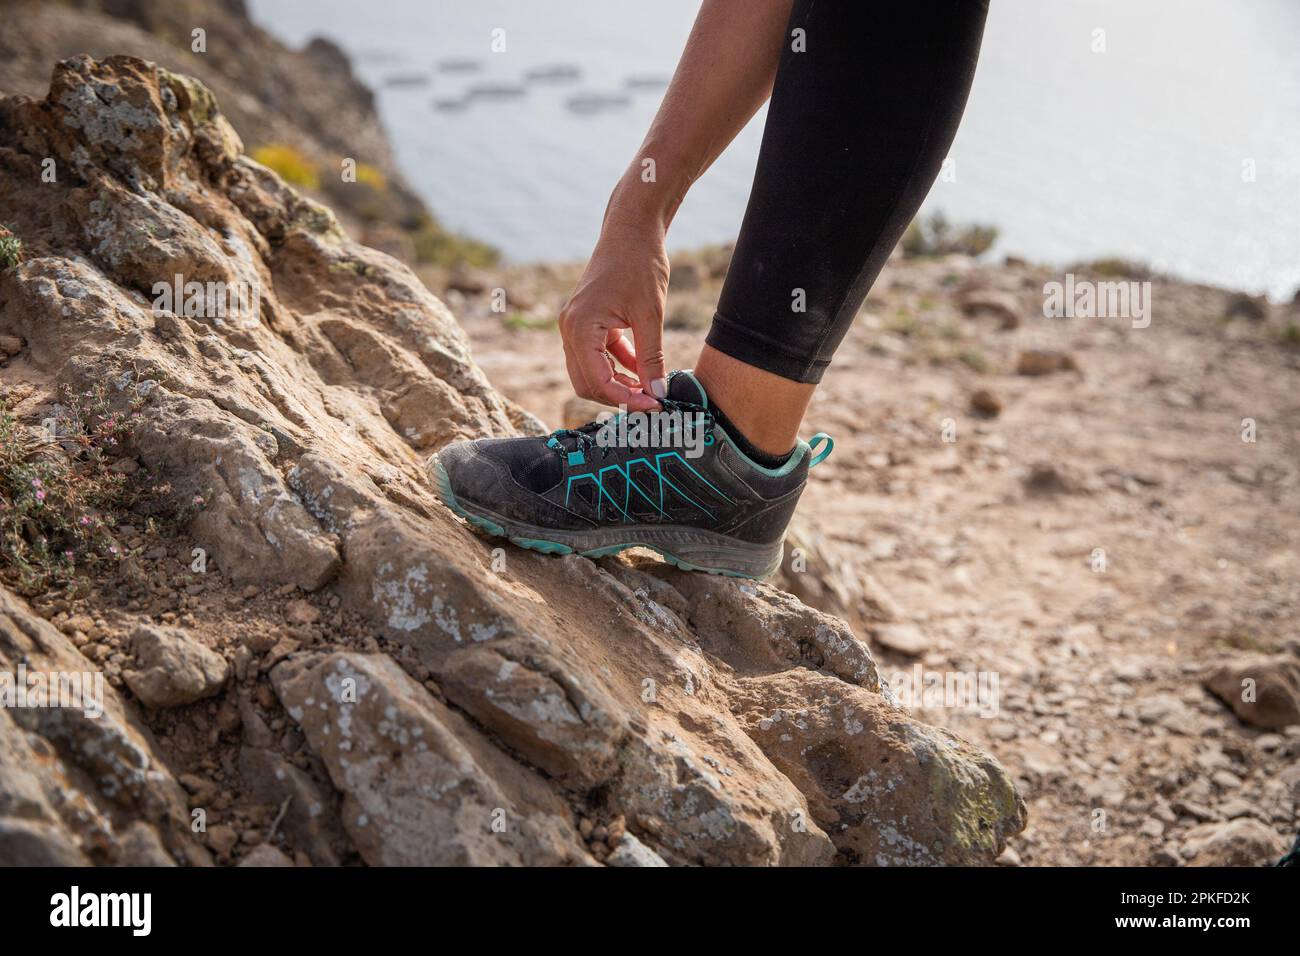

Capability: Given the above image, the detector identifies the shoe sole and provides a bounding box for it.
[427,454,783,580]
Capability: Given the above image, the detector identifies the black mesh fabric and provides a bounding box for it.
[477,437,562,494]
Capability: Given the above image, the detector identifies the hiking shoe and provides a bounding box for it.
[426,370,833,578]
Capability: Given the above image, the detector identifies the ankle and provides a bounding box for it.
[693,347,813,455]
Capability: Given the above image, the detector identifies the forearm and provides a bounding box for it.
[604,0,795,235]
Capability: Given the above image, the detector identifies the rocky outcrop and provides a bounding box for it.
[0,588,206,865]
[0,0,485,264]
[0,57,1026,866]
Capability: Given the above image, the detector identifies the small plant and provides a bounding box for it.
[411,214,500,268]
[901,212,997,259]
[0,382,197,594]
[251,144,321,190]
[1073,257,1153,280]
[0,224,21,270]
[354,162,387,191]
[955,347,991,373]
[502,311,558,331]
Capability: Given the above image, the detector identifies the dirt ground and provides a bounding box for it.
[443,249,1300,866]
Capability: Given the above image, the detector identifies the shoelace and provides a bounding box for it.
[545,399,714,462]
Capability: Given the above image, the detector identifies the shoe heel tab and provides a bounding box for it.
[807,432,834,468]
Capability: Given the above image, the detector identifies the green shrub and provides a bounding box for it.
[902,212,998,258]
[411,216,499,268]
[0,224,21,270]
[0,383,199,594]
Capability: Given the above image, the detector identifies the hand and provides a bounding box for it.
[560,219,669,412]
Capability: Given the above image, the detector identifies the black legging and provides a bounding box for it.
[707,0,989,383]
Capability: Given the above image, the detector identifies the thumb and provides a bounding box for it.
[630,314,668,401]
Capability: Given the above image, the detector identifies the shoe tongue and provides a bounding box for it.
[666,369,708,408]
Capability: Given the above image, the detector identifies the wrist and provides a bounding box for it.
[603,160,690,238]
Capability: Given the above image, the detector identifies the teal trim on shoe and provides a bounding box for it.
[510,536,573,555]
[808,432,834,468]
[716,426,810,477]
[431,456,506,535]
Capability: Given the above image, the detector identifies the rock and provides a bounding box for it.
[606,832,669,867]
[0,56,1028,869]
[870,622,929,657]
[1151,842,1182,867]
[732,670,1026,865]
[205,824,239,857]
[445,265,489,295]
[561,394,610,430]
[284,599,321,626]
[1217,798,1265,821]
[1181,818,1287,866]
[1016,350,1078,376]
[271,652,592,866]
[970,388,1003,417]
[238,844,296,867]
[0,588,205,865]
[958,289,1021,329]
[0,333,23,358]
[1138,818,1165,839]
[1022,461,1096,497]
[238,746,347,866]
[1224,292,1269,321]
[124,625,229,708]
[996,845,1022,866]
[1203,656,1300,729]
[669,571,882,691]
[777,514,903,632]
[117,820,177,866]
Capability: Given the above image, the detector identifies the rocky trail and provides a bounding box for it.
[446,220,1300,867]
[0,57,1032,867]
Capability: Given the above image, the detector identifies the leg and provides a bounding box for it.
[698,0,990,454]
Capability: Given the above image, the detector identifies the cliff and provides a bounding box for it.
[0,57,1026,866]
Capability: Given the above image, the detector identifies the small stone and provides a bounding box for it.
[1211,769,1242,790]
[1016,349,1078,376]
[970,388,1003,417]
[1217,798,1264,820]
[1203,656,1300,729]
[605,833,668,867]
[1138,818,1165,839]
[0,334,25,358]
[206,824,239,856]
[871,623,929,657]
[285,599,321,626]
[124,625,229,708]
[1181,818,1287,866]
[238,844,295,867]
[957,289,1021,329]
